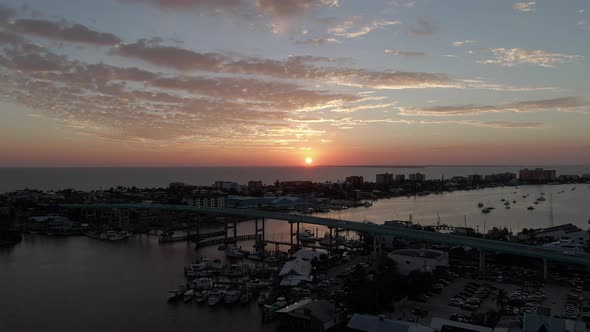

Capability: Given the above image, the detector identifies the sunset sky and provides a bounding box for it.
[0,0,589,166]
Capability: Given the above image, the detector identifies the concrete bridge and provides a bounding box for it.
[61,203,590,273]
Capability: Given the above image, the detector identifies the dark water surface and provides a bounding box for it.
[0,235,274,332]
[1,166,589,192]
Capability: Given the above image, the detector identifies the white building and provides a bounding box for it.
[292,248,328,261]
[183,194,227,208]
[387,249,449,275]
[279,257,312,286]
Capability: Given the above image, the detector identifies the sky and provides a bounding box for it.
[0,0,589,167]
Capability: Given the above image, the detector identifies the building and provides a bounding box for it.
[346,176,364,187]
[228,196,304,208]
[519,168,557,183]
[214,181,239,191]
[395,174,406,182]
[376,173,394,186]
[348,314,433,332]
[450,176,468,183]
[430,318,492,332]
[168,182,186,190]
[277,299,340,332]
[558,175,580,182]
[387,249,449,275]
[278,257,312,286]
[484,172,516,183]
[523,313,586,332]
[528,224,588,242]
[183,192,228,208]
[247,180,263,191]
[467,174,483,183]
[408,173,426,182]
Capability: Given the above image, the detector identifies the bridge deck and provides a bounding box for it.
[61,203,590,266]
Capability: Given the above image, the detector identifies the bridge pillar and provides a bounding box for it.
[479,250,486,280]
[296,222,300,246]
[290,222,294,248]
[543,259,548,280]
[329,227,333,252]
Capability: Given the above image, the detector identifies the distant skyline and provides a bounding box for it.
[0,0,589,166]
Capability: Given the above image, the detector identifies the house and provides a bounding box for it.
[277,299,340,332]
[387,249,449,275]
[279,257,313,286]
[430,318,492,332]
[523,313,585,332]
[348,314,433,332]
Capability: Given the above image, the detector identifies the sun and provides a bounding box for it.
[305,157,313,165]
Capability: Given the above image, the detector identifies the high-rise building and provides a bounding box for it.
[408,173,425,182]
[345,176,364,187]
[376,173,394,185]
[519,168,557,183]
[395,174,406,182]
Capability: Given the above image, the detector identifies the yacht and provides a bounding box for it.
[257,292,269,305]
[298,230,316,243]
[477,203,484,208]
[248,254,262,261]
[527,206,535,210]
[195,290,208,303]
[225,247,244,258]
[224,290,241,305]
[537,196,546,202]
[183,289,195,302]
[240,291,251,305]
[363,201,373,208]
[108,231,127,241]
[167,286,186,302]
[207,289,223,306]
[192,277,213,290]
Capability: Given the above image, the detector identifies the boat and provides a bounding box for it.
[207,289,223,306]
[183,289,195,302]
[501,198,505,202]
[505,206,511,209]
[167,285,186,301]
[195,291,208,303]
[527,206,535,210]
[263,256,279,264]
[225,247,244,258]
[257,292,269,305]
[572,187,576,191]
[192,277,213,290]
[217,244,228,251]
[481,208,492,214]
[248,254,262,261]
[537,196,546,202]
[108,231,127,241]
[513,200,516,203]
[226,264,244,278]
[224,290,241,305]
[363,201,373,208]
[534,201,538,205]
[240,291,251,305]
[298,230,316,243]
[504,201,510,206]
[477,203,484,208]
[99,233,109,240]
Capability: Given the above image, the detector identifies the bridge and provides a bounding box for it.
[61,203,590,268]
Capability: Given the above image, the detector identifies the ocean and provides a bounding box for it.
[1,165,589,192]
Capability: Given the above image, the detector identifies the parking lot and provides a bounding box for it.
[393,262,590,326]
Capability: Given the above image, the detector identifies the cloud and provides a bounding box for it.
[391,0,416,8]
[398,97,588,116]
[295,37,341,45]
[420,120,546,129]
[328,16,400,38]
[406,18,435,37]
[452,40,477,47]
[111,40,456,89]
[7,19,121,45]
[512,2,536,12]
[385,49,425,57]
[255,0,339,18]
[121,0,338,19]
[479,48,583,67]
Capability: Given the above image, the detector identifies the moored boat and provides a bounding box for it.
[183,289,195,302]
[223,290,241,305]
[167,285,186,302]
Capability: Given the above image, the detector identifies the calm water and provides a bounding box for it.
[1,165,589,192]
[0,234,275,332]
[315,183,590,231]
